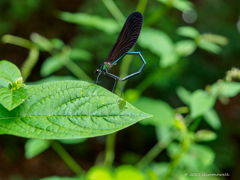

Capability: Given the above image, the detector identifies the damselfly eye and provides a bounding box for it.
[94,69,100,75]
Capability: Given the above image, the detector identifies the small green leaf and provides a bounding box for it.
[211,81,240,98]
[115,165,145,180]
[134,97,175,127]
[176,86,191,105]
[195,130,217,141]
[157,0,193,12]
[203,109,221,130]
[25,139,51,159]
[86,166,113,180]
[57,11,120,34]
[41,55,64,77]
[69,48,91,61]
[175,40,197,56]
[198,40,222,54]
[0,87,28,111]
[0,81,151,139]
[50,38,65,50]
[190,90,215,118]
[0,60,21,83]
[59,138,86,144]
[176,26,200,39]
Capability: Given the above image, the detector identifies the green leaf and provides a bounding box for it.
[176,26,200,39]
[69,48,91,61]
[27,76,77,85]
[0,72,13,86]
[203,109,221,130]
[50,38,65,50]
[41,55,64,77]
[198,40,222,54]
[115,165,145,180]
[175,40,197,56]
[0,87,28,111]
[195,130,217,142]
[134,97,175,127]
[0,81,151,139]
[86,166,113,180]
[0,60,21,83]
[57,11,120,34]
[138,28,178,67]
[176,86,191,105]
[211,81,240,98]
[59,138,86,144]
[190,90,215,118]
[25,139,51,159]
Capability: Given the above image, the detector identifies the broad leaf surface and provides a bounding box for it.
[0,87,28,111]
[0,81,151,139]
[190,90,215,118]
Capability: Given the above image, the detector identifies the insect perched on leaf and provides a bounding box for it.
[95,11,146,96]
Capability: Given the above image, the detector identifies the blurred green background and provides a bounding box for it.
[0,0,240,180]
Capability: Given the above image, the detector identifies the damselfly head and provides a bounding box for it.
[94,68,101,75]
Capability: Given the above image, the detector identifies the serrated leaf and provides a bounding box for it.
[41,55,64,77]
[175,40,197,56]
[195,130,217,142]
[211,81,240,98]
[190,90,215,118]
[176,26,200,39]
[0,87,28,111]
[198,40,222,54]
[0,81,151,139]
[176,86,191,105]
[203,109,221,130]
[25,139,51,159]
[0,60,21,83]
[57,11,120,34]
[133,97,175,127]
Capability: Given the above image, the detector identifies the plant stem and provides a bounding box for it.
[175,106,189,114]
[102,0,125,25]
[51,141,84,176]
[103,133,117,168]
[64,58,92,81]
[2,34,40,81]
[136,130,178,169]
[136,0,148,14]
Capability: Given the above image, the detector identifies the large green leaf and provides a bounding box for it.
[0,81,151,139]
[190,90,215,118]
[134,97,175,127]
[0,87,28,111]
[57,11,120,34]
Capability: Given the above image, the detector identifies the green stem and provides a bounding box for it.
[102,0,125,24]
[2,35,40,81]
[136,67,164,94]
[103,133,117,168]
[136,130,178,169]
[51,141,84,176]
[64,59,92,81]
[144,6,168,27]
[136,0,148,14]
[175,106,189,114]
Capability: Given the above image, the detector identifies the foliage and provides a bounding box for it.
[0,0,239,179]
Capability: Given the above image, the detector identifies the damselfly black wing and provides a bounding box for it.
[106,12,143,64]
